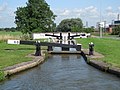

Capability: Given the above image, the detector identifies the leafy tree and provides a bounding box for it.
[112,25,120,36]
[15,0,56,34]
[56,18,83,32]
[83,27,94,33]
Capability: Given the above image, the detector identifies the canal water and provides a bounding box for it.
[0,55,120,90]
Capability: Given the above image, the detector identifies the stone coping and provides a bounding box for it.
[82,49,104,58]
[3,49,120,77]
[4,52,46,76]
[82,49,120,77]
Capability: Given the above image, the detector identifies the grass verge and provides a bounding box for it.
[0,41,35,69]
[0,40,47,81]
[76,38,120,68]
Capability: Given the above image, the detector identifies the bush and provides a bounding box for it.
[111,25,120,35]
[20,34,31,40]
[83,28,94,33]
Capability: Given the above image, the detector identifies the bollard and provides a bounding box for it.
[35,42,41,56]
[76,44,81,51]
[89,42,94,55]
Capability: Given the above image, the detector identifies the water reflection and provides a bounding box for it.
[0,55,120,90]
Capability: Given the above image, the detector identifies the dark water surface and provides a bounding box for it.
[0,55,120,90]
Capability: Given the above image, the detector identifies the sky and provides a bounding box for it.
[0,0,120,28]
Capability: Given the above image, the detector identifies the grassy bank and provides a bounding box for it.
[76,38,120,68]
[0,41,35,69]
[0,41,47,81]
[0,31,49,81]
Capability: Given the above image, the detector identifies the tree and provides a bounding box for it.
[56,18,83,32]
[112,25,120,36]
[83,27,94,33]
[15,0,56,34]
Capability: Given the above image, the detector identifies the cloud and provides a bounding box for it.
[107,12,117,17]
[53,5,120,27]
[106,6,112,12]
[83,6,99,18]
[118,6,120,10]
[0,3,16,27]
[0,3,8,20]
[85,6,97,13]
[60,9,71,16]
[0,3,7,12]
[54,6,99,18]
[105,6,117,19]
[53,6,99,26]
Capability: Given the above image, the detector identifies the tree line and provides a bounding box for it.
[0,27,17,32]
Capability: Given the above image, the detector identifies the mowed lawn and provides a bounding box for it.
[76,38,120,68]
[0,31,48,80]
[0,41,35,69]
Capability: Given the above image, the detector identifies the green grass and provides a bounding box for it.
[0,41,37,81]
[0,31,49,81]
[76,38,120,68]
[0,41,35,69]
[0,40,47,81]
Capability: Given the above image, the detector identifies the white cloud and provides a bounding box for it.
[60,9,71,16]
[106,6,112,11]
[54,6,99,18]
[107,12,117,17]
[53,6,120,26]
[105,6,118,19]
[0,3,7,12]
[83,6,99,18]
[118,6,120,10]
[85,6,97,13]
[53,6,99,26]
[0,3,16,27]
